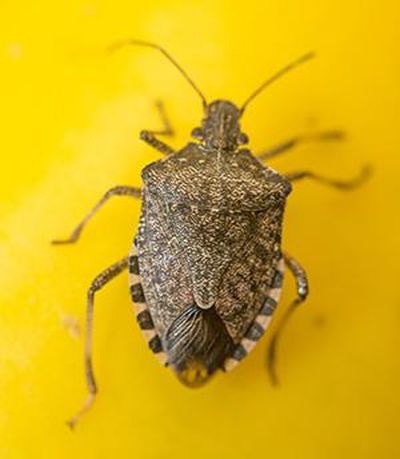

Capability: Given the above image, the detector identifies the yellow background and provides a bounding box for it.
[1,1,399,457]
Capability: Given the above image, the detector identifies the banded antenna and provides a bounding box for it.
[108,39,208,110]
[240,51,315,115]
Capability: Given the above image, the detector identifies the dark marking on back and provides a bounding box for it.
[136,309,154,330]
[245,321,264,341]
[232,344,247,361]
[259,297,277,316]
[128,255,139,274]
[149,335,163,353]
[130,283,146,303]
[272,270,283,288]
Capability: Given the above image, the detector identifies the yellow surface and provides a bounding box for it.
[1,1,399,458]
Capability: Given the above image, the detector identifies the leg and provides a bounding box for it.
[52,185,140,244]
[267,253,309,385]
[67,257,128,429]
[140,100,175,155]
[257,130,344,161]
[285,164,371,189]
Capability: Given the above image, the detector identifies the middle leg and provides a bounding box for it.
[52,185,140,244]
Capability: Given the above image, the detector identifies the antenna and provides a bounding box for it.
[240,52,315,114]
[108,39,207,110]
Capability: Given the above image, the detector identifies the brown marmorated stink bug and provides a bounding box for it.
[52,41,370,428]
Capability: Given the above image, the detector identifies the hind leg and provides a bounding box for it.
[67,257,128,429]
[267,253,309,385]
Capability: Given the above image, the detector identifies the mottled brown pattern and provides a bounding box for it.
[54,43,364,422]
[135,102,291,379]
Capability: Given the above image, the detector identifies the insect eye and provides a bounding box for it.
[191,127,203,139]
[238,133,249,145]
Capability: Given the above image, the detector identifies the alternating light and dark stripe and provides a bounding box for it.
[223,257,285,372]
[128,247,168,366]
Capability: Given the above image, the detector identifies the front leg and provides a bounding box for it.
[140,100,175,155]
[285,165,371,189]
[257,130,344,161]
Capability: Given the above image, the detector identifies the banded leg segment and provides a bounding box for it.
[267,253,309,385]
[52,185,140,244]
[285,165,371,189]
[257,130,344,161]
[140,100,175,155]
[67,257,128,429]
[224,258,285,372]
[128,247,167,365]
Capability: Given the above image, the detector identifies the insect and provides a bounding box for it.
[53,41,369,428]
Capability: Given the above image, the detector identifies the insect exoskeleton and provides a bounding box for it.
[54,41,368,428]
[132,134,292,385]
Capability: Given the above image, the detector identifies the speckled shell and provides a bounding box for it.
[134,143,291,350]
